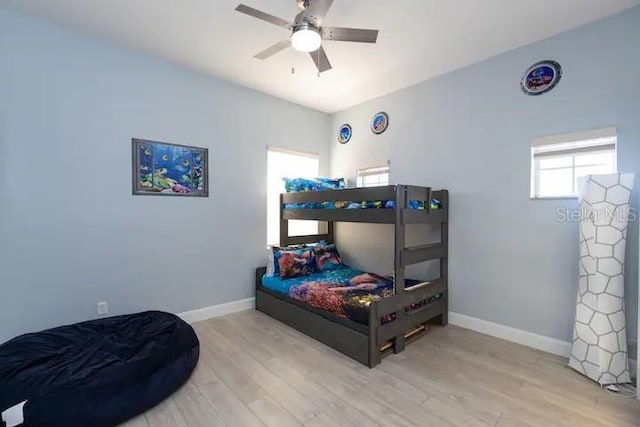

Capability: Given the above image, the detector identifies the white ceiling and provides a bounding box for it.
[2,0,639,113]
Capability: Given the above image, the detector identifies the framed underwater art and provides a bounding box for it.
[132,139,208,197]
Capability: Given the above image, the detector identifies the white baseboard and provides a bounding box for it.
[178,297,255,324]
[449,312,571,357]
[449,313,639,378]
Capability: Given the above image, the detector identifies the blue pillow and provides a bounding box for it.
[283,178,319,193]
[315,177,346,190]
[283,177,346,193]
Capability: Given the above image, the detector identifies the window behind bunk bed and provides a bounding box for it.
[267,147,319,246]
[356,164,390,187]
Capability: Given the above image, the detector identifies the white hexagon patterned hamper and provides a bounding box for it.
[569,173,635,385]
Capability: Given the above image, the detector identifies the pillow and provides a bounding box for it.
[315,177,346,190]
[266,247,276,276]
[278,247,316,279]
[267,244,318,277]
[283,177,318,193]
[313,243,344,271]
[267,244,297,277]
[283,177,346,193]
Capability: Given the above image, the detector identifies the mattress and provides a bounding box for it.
[262,266,442,325]
[285,199,440,210]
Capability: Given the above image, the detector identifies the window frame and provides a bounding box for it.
[356,164,390,188]
[530,128,617,200]
[266,146,320,246]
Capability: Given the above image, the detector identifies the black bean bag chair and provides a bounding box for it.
[0,311,199,427]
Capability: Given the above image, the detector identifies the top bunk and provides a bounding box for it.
[281,185,448,225]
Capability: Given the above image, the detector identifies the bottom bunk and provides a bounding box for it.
[255,266,447,368]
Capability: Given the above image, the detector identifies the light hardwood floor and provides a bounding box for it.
[121,310,640,427]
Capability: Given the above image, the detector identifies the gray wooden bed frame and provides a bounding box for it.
[255,185,448,368]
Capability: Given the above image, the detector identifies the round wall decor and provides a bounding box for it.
[371,112,389,134]
[521,60,562,96]
[338,124,352,144]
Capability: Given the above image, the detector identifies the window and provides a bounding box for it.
[267,147,319,245]
[530,128,617,199]
[356,164,390,188]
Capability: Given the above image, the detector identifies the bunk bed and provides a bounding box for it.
[255,185,448,368]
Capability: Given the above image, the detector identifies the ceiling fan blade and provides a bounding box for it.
[235,4,292,29]
[254,39,291,60]
[309,46,332,73]
[321,27,379,43]
[304,0,334,26]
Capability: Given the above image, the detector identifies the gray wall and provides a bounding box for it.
[330,7,640,354]
[0,8,330,342]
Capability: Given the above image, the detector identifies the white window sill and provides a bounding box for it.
[530,195,578,200]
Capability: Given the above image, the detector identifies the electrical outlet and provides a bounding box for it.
[97,301,108,316]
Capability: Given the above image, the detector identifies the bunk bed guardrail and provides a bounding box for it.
[280,185,447,225]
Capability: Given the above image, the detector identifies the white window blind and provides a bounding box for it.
[267,147,319,245]
[356,164,390,188]
[530,127,617,199]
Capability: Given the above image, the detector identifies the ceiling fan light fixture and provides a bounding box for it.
[235,2,379,74]
[291,25,321,53]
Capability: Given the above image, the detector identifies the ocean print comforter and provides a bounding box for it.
[261,266,441,325]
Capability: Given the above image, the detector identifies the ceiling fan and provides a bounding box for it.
[235,0,379,73]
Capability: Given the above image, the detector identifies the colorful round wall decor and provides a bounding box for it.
[371,112,389,134]
[521,60,562,96]
[338,124,352,144]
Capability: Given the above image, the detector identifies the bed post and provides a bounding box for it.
[327,221,335,244]
[393,185,407,353]
[368,302,381,367]
[439,190,449,326]
[280,193,289,246]
[393,185,406,294]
